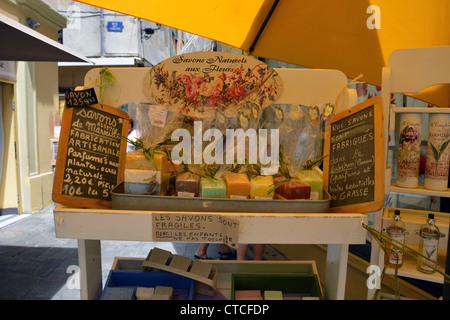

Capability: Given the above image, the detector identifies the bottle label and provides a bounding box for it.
[177,191,195,197]
[388,233,404,265]
[421,238,438,271]
[425,118,450,181]
[397,117,422,179]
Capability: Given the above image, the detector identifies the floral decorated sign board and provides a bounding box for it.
[143,52,283,119]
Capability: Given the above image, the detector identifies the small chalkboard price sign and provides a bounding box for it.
[64,87,98,108]
[52,103,129,209]
[323,96,384,213]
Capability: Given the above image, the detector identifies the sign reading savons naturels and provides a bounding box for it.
[143,51,283,119]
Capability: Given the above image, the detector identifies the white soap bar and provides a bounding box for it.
[135,287,155,300]
[124,169,161,183]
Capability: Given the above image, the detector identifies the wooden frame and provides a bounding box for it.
[52,103,129,209]
[323,96,384,213]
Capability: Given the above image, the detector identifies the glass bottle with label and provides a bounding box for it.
[385,210,406,268]
[417,213,441,274]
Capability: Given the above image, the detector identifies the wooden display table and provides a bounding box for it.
[53,205,368,300]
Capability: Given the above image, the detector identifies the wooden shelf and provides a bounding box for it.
[389,184,450,198]
[379,249,446,284]
[53,205,368,244]
[391,107,450,114]
[380,208,448,284]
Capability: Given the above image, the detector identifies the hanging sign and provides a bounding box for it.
[143,51,283,119]
[323,96,384,213]
[52,103,129,209]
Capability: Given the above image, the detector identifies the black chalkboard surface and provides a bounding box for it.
[53,103,129,209]
[323,96,384,213]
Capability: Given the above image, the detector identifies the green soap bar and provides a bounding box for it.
[264,290,283,300]
[298,170,323,200]
[200,177,226,198]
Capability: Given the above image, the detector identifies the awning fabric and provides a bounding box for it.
[0,12,90,63]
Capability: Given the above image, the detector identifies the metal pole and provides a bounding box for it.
[100,9,104,57]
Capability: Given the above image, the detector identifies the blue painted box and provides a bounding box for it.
[101,270,195,300]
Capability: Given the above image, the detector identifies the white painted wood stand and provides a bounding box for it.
[53,206,368,300]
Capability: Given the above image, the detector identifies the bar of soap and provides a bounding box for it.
[126,150,167,171]
[224,173,250,198]
[135,287,154,300]
[264,290,283,300]
[298,170,323,200]
[102,287,136,300]
[150,293,171,300]
[169,254,192,271]
[190,260,213,278]
[274,177,311,199]
[155,286,173,299]
[283,293,303,300]
[167,160,181,173]
[124,169,162,194]
[175,172,200,197]
[250,175,274,199]
[200,177,226,198]
[235,290,263,300]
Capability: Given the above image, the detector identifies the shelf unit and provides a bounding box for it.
[387,106,450,197]
[369,46,450,299]
[379,207,448,284]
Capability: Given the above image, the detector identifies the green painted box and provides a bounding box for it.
[231,273,323,300]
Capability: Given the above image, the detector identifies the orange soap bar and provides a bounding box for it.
[224,173,250,198]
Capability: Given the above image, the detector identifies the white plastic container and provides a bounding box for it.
[396,113,422,188]
[424,113,450,190]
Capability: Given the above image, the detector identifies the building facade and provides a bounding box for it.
[1,0,69,214]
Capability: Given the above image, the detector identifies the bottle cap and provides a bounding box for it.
[394,210,400,216]
[428,213,435,219]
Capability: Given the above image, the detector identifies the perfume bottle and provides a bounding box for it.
[385,210,407,268]
[417,214,441,274]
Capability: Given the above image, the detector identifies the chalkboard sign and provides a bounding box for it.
[323,96,384,213]
[65,87,98,108]
[52,103,129,209]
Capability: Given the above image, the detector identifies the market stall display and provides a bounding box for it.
[52,51,371,300]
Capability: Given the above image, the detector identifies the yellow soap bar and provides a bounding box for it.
[126,150,167,171]
[154,286,173,299]
[225,173,250,198]
[250,175,274,199]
